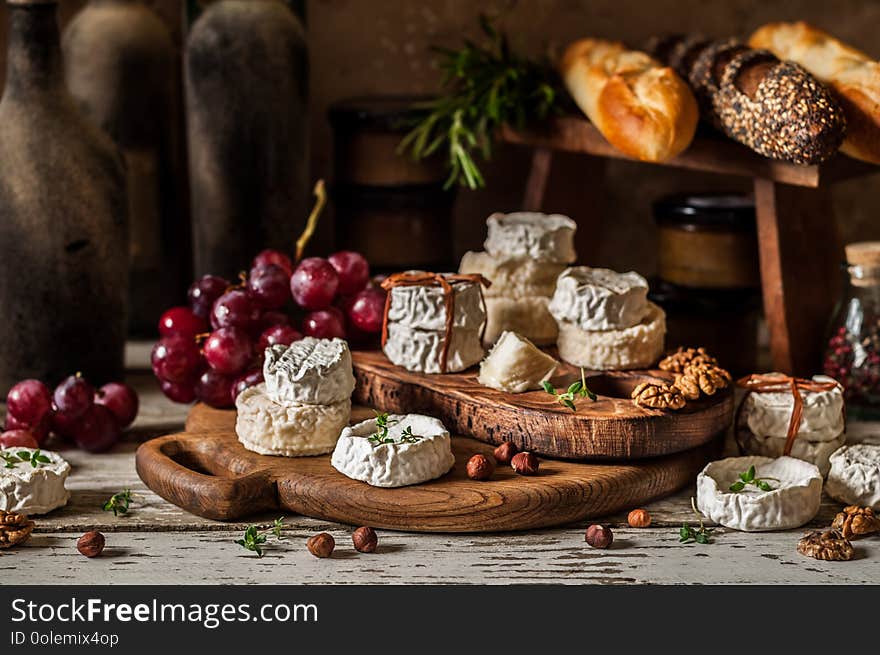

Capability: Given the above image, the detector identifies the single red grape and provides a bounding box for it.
[159,306,208,338]
[188,275,229,320]
[71,404,122,453]
[7,412,52,446]
[195,369,235,409]
[247,265,291,310]
[211,289,261,330]
[151,335,202,384]
[302,308,346,339]
[53,374,94,421]
[203,327,254,376]
[51,410,80,441]
[0,429,39,449]
[253,249,293,277]
[347,286,386,333]
[159,379,196,404]
[95,382,139,428]
[6,379,52,425]
[258,324,303,351]
[231,369,264,404]
[328,251,370,296]
[290,258,339,310]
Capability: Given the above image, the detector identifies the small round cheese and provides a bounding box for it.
[738,431,844,477]
[483,295,558,347]
[549,266,649,331]
[263,337,355,406]
[331,414,455,487]
[743,375,844,440]
[556,302,666,370]
[484,212,577,263]
[826,444,880,509]
[458,250,565,299]
[0,448,70,515]
[235,384,351,456]
[383,323,484,374]
[696,456,822,532]
[387,275,486,332]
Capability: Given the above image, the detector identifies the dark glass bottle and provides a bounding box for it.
[185,0,309,278]
[0,0,128,393]
[63,0,189,336]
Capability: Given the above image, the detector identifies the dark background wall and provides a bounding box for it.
[1,0,877,272]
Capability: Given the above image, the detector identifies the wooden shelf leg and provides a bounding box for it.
[522,147,553,211]
[753,178,841,376]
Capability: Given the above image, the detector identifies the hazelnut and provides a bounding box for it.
[493,441,519,464]
[306,532,335,558]
[510,451,539,476]
[77,531,105,558]
[584,524,613,549]
[466,454,495,481]
[352,526,378,553]
[627,508,651,528]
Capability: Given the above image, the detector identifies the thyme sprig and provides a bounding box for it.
[729,465,779,493]
[542,368,597,411]
[1,449,51,469]
[236,518,286,558]
[367,412,422,447]
[679,497,715,545]
[102,489,134,517]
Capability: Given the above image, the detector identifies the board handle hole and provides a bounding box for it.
[161,442,233,478]
[582,373,670,399]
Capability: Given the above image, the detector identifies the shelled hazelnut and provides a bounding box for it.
[466,454,495,481]
[77,531,105,558]
[627,509,651,528]
[493,441,518,464]
[307,532,335,558]
[584,524,613,549]
[511,452,539,476]
[352,527,378,553]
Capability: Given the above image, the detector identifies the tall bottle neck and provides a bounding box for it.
[4,3,64,99]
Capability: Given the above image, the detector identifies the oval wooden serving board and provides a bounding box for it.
[136,404,721,532]
[351,351,734,459]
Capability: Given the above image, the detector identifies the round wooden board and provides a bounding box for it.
[136,404,721,532]
[352,350,734,459]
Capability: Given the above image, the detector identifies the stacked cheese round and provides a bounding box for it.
[383,275,486,373]
[235,338,355,456]
[459,212,576,347]
[737,375,845,476]
[548,267,665,370]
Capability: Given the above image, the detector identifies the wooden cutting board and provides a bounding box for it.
[136,404,722,531]
[351,351,734,459]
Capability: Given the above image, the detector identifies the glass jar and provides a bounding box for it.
[823,242,880,418]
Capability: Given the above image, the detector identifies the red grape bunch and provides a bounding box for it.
[2,374,139,453]
[152,249,386,409]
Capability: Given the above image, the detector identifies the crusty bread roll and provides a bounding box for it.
[560,39,698,162]
[750,22,880,164]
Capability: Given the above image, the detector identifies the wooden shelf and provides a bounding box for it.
[500,116,878,188]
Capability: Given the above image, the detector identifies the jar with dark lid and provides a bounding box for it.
[823,242,880,418]
[654,194,760,289]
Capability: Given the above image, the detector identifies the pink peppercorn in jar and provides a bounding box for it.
[824,242,880,418]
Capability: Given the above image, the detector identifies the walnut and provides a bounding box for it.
[831,506,880,539]
[658,347,717,373]
[681,362,731,396]
[0,510,35,549]
[797,529,854,561]
[631,382,686,410]
[673,373,701,400]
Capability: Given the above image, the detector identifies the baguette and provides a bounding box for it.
[559,39,698,162]
[750,21,880,164]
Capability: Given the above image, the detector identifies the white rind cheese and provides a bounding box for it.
[263,337,355,406]
[478,331,559,393]
[235,384,351,456]
[331,414,455,487]
[738,431,844,477]
[826,444,880,509]
[556,302,666,370]
[548,266,649,331]
[387,276,486,332]
[383,323,484,374]
[483,296,558,347]
[696,456,822,531]
[484,212,577,263]
[458,251,565,299]
[0,448,70,515]
[743,375,844,440]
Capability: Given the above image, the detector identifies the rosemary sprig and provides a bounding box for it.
[102,489,134,517]
[542,368,597,411]
[398,14,562,189]
[1,449,51,469]
[729,465,779,493]
[236,518,285,558]
[367,412,422,447]
[679,497,715,545]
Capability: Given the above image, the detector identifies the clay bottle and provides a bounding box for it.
[0,0,128,392]
[63,0,189,336]
[185,0,309,278]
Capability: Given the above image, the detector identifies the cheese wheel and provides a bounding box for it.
[458,251,565,299]
[826,444,880,509]
[383,323,484,374]
[0,448,70,515]
[548,266,649,331]
[263,337,355,406]
[483,296,558,348]
[484,212,577,263]
[387,275,486,332]
[742,375,844,441]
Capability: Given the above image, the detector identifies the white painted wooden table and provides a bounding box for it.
[3,344,879,585]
